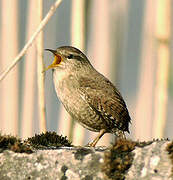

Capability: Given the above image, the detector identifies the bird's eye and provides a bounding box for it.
[67,54,73,59]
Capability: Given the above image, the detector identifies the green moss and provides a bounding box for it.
[102,138,170,180]
[0,132,72,153]
[134,140,153,147]
[102,139,136,180]
[166,141,173,177]
[0,134,33,154]
[134,138,169,148]
[25,131,72,149]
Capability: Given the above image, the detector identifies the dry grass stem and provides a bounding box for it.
[153,0,170,138]
[0,0,63,82]
[36,0,47,133]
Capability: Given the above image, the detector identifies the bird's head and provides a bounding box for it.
[44,46,91,72]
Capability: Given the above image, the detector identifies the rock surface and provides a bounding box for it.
[0,147,106,180]
[126,141,172,180]
[0,140,172,180]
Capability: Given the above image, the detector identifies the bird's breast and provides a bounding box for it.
[53,69,79,102]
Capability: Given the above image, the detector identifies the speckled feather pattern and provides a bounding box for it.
[51,46,131,136]
[78,74,130,133]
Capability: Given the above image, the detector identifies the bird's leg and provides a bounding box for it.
[87,129,106,147]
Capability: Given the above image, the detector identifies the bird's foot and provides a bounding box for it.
[85,141,97,147]
[85,129,106,147]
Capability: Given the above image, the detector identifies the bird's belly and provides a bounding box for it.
[55,84,107,132]
[65,95,107,131]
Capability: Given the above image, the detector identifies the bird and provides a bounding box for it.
[44,46,131,147]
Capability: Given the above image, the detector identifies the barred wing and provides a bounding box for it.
[79,76,131,133]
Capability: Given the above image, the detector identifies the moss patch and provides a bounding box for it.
[102,138,170,180]
[166,141,173,177]
[25,131,72,149]
[102,139,136,180]
[0,134,33,154]
[0,131,72,153]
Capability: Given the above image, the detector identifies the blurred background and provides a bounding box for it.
[0,0,172,146]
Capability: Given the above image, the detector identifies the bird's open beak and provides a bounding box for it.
[43,49,62,72]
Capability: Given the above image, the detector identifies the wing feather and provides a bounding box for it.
[79,76,131,132]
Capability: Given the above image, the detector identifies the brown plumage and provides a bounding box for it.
[45,46,131,146]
